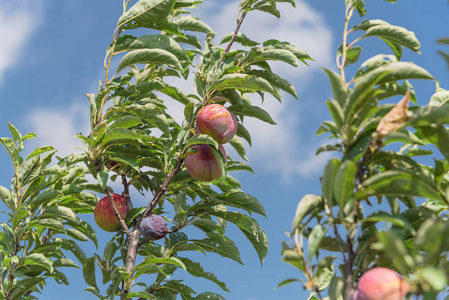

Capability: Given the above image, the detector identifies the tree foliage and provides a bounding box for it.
[280,1,449,299]
[0,0,311,299]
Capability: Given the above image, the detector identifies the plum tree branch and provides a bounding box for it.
[141,156,185,220]
[217,10,248,68]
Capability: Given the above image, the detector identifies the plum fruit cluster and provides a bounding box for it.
[94,194,129,232]
[353,267,410,300]
[185,103,237,181]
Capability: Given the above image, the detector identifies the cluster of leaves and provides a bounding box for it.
[74,0,311,299]
[0,124,97,299]
[280,1,449,299]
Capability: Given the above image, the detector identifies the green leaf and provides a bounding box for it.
[275,278,303,289]
[22,253,54,273]
[184,102,195,125]
[229,135,248,161]
[357,170,442,202]
[307,224,326,261]
[191,233,243,264]
[346,62,433,119]
[263,39,313,64]
[244,48,299,67]
[25,146,55,161]
[125,291,157,299]
[327,100,344,130]
[415,125,449,163]
[236,123,252,146]
[10,277,44,299]
[12,206,29,229]
[83,257,98,289]
[228,104,276,125]
[366,24,421,53]
[376,231,415,273]
[102,127,150,145]
[185,134,219,150]
[181,257,230,292]
[127,103,171,135]
[220,32,259,47]
[362,212,415,233]
[226,161,254,173]
[97,171,108,190]
[333,160,357,208]
[292,195,324,230]
[194,292,226,300]
[419,267,447,291]
[114,34,189,62]
[43,206,81,224]
[321,159,341,207]
[211,211,268,265]
[117,0,176,28]
[176,16,214,34]
[281,248,305,272]
[117,49,182,73]
[210,74,278,99]
[315,264,334,291]
[0,185,14,210]
[173,34,202,49]
[142,255,186,271]
[29,190,63,209]
[323,68,348,106]
[218,191,265,216]
[27,218,65,232]
[429,90,449,107]
[248,69,297,99]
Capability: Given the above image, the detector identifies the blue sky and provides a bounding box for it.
[0,0,448,299]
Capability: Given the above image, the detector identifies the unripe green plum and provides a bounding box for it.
[353,267,410,300]
[185,144,227,182]
[140,214,169,240]
[196,104,237,144]
[94,194,129,232]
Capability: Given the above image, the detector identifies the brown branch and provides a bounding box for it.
[121,156,185,298]
[122,174,133,211]
[141,157,185,219]
[217,11,248,68]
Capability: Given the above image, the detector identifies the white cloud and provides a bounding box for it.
[25,102,90,158]
[0,0,43,84]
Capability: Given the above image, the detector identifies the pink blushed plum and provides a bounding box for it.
[196,104,237,144]
[353,267,410,300]
[185,144,227,182]
[94,193,129,232]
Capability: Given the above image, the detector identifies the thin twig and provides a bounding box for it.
[105,188,130,236]
[217,11,248,68]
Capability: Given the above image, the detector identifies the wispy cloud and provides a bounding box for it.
[25,102,90,158]
[0,0,43,84]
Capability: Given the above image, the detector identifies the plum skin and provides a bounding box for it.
[196,104,237,144]
[353,267,410,300]
[140,214,169,240]
[185,144,227,182]
[94,194,129,232]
